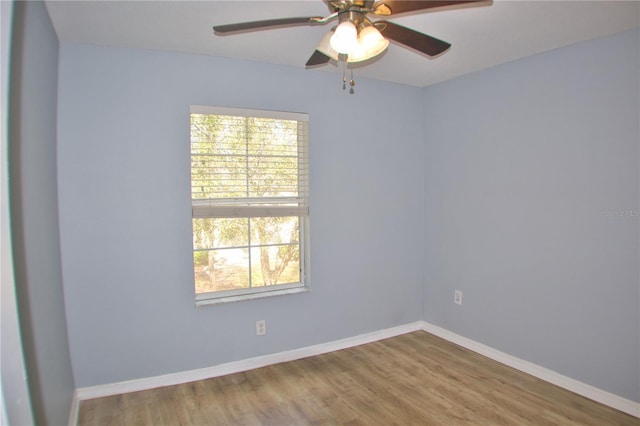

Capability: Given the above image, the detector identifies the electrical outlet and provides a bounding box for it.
[454,290,463,305]
[256,320,266,336]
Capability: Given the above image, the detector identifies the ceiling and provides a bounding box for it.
[44,0,640,87]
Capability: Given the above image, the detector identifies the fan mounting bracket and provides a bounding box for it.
[336,9,370,27]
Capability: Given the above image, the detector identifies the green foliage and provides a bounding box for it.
[194,251,208,266]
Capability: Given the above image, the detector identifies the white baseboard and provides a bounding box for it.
[72,320,639,422]
[68,390,79,426]
[420,321,640,418]
[74,321,424,401]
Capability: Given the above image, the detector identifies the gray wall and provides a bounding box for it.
[1,0,34,424]
[56,44,425,387]
[423,28,639,402]
[8,0,76,424]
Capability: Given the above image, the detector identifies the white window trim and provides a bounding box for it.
[190,105,310,305]
[191,105,308,122]
[196,284,310,306]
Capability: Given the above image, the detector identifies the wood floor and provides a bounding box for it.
[77,331,638,425]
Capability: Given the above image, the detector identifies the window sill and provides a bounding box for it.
[195,286,310,306]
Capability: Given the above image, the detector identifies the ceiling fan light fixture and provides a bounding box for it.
[329,20,357,54]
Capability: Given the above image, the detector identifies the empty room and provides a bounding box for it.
[2,0,639,425]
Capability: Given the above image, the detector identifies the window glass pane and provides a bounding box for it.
[249,216,300,286]
[193,218,248,250]
[250,246,300,287]
[194,248,249,294]
[250,217,299,246]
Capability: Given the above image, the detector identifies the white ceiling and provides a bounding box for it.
[45,0,640,87]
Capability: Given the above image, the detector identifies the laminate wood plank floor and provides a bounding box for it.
[78,331,638,425]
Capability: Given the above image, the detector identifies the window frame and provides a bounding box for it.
[190,105,310,305]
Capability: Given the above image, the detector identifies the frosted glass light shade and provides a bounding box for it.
[317,31,340,61]
[318,24,389,63]
[330,21,358,54]
[349,26,389,62]
[359,25,384,47]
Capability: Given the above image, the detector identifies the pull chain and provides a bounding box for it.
[338,56,356,94]
[342,59,347,90]
[349,68,355,95]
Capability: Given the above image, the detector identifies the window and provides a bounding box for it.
[190,106,309,304]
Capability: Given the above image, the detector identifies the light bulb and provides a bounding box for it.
[330,21,357,54]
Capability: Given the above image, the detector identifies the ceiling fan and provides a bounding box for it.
[213,0,491,66]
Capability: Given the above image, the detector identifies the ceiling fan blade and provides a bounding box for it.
[214,17,324,34]
[372,0,490,16]
[377,21,451,57]
[306,50,331,67]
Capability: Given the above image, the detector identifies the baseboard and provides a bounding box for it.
[74,321,424,401]
[68,390,79,426]
[420,321,640,418]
